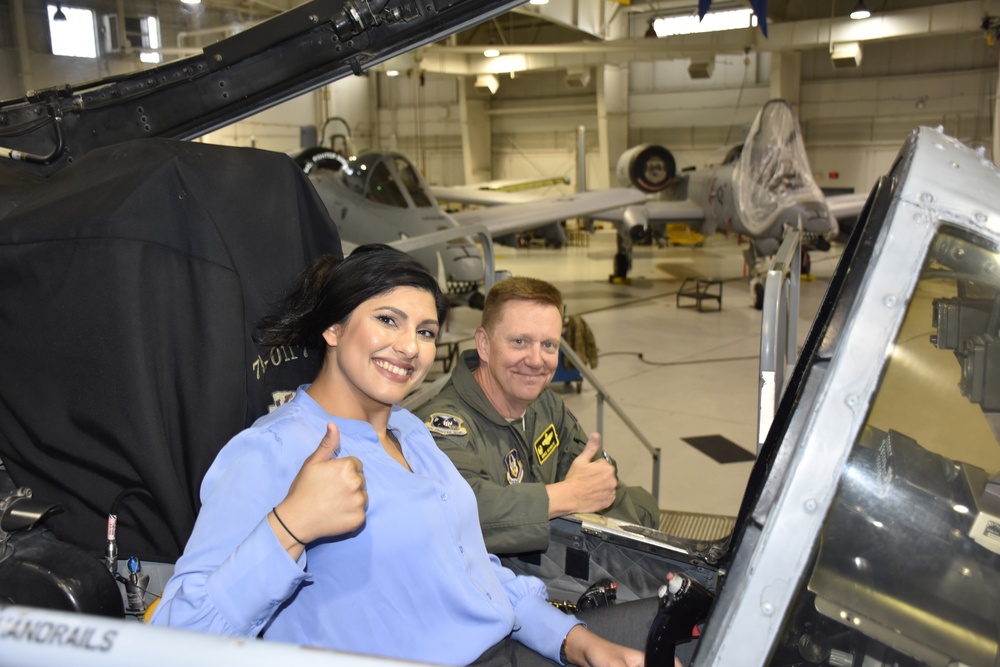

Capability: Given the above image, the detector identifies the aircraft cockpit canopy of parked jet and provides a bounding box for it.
[735,100,829,238]
[697,126,1000,666]
[342,152,435,209]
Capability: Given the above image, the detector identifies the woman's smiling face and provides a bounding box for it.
[323,285,440,411]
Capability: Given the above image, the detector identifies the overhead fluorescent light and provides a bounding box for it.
[386,69,400,77]
[529,0,549,4]
[651,8,754,37]
[483,48,500,57]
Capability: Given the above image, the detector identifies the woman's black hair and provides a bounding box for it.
[254,244,449,349]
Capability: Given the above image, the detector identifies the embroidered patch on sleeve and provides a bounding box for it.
[425,413,468,436]
[504,449,524,484]
[533,424,560,465]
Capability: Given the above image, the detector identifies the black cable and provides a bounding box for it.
[597,351,759,367]
[110,487,153,517]
[0,115,54,138]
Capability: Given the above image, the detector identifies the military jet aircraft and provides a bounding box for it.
[434,99,868,308]
[610,99,868,306]
[293,146,645,308]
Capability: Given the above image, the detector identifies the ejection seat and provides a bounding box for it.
[0,138,342,614]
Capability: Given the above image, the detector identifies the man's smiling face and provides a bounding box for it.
[474,299,563,418]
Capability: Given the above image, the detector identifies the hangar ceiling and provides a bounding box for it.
[168,0,996,74]
[406,0,995,78]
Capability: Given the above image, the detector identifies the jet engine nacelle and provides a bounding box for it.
[616,144,677,193]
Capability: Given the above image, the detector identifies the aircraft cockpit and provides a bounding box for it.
[721,145,743,166]
[696,128,1000,666]
[342,153,435,209]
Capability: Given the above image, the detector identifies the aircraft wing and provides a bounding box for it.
[589,192,865,227]
[643,199,709,222]
[589,198,707,224]
[446,188,648,237]
[825,191,869,219]
[431,185,541,206]
[437,177,570,194]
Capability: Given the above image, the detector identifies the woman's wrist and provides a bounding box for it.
[561,624,586,666]
[267,504,307,556]
[272,506,306,545]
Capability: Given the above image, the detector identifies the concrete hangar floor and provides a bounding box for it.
[433,227,841,530]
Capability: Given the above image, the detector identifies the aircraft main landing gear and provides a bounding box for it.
[609,228,634,284]
[609,251,632,285]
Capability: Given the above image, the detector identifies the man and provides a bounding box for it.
[417,276,665,603]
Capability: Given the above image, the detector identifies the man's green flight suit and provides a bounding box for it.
[418,350,667,603]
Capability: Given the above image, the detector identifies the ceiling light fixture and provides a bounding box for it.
[850,0,871,20]
[180,0,202,5]
[529,0,549,5]
[483,48,500,58]
[386,70,400,77]
[52,3,67,21]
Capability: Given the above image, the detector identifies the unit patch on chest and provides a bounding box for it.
[533,424,559,465]
[425,413,468,436]
[504,449,524,484]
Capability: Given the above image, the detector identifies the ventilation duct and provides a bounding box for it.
[564,68,591,88]
[474,73,499,95]
[831,42,862,69]
[688,57,715,79]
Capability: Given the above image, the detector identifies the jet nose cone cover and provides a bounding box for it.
[736,100,828,237]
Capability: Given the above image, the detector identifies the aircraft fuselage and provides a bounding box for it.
[305,152,486,305]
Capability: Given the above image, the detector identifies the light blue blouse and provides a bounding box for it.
[151,387,580,665]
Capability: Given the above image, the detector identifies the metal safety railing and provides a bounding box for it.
[558,343,662,503]
[406,343,663,504]
[757,229,801,453]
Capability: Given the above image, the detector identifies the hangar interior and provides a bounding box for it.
[5,5,1000,666]
[0,0,998,521]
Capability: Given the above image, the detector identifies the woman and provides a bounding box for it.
[151,245,659,667]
